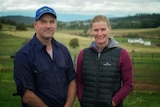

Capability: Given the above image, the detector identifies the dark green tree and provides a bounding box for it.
[16,23,27,31]
[0,24,2,30]
[69,38,79,48]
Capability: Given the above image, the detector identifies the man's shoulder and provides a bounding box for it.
[17,39,34,54]
[52,38,67,49]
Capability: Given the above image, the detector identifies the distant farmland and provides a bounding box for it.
[0,27,160,107]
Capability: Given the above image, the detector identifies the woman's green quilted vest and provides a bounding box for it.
[81,47,123,107]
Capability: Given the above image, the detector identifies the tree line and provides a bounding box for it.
[58,13,160,30]
[0,13,160,31]
[110,13,160,29]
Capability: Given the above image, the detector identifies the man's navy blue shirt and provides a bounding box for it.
[14,34,76,107]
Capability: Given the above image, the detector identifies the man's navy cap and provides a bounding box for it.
[35,6,57,21]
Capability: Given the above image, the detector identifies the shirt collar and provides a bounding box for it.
[32,34,44,51]
[32,33,59,51]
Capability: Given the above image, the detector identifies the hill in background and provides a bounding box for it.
[0,16,34,26]
[0,13,160,29]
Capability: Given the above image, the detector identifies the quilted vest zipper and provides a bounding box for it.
[95,52,101,106]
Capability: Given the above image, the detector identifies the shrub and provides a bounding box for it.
[16,23,27,31]
[0,24,2,30]
[69,38,79,48]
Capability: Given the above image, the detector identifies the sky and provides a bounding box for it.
[0,0,160,22]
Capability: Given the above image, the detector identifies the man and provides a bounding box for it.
[14,6,76,107]
[76,15,133,107]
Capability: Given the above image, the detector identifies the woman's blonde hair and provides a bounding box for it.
[91,15,111,29]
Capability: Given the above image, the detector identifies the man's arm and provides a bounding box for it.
[64,79,77,107]
[23,89,48,107]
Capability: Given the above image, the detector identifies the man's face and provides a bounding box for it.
[34,14,57,40]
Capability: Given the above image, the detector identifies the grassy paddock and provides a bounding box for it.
[0,28,160,107]
[112,28,160,37]
[1,71,159,107]
[124,91,160,107]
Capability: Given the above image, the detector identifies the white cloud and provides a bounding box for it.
[0,0,160,21]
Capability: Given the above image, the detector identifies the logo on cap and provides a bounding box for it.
[35,6,57,21]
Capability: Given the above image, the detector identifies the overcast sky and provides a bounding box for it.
[0,0,160,21]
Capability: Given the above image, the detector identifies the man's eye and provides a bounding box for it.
[94,29,98,32]
[40,20,46,23]
[51,21,55,23]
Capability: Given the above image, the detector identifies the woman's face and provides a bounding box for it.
[91,21,110,46]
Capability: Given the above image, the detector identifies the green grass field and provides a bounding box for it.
[0,27,160,107]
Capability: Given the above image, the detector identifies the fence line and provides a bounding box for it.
[130,52,160,60]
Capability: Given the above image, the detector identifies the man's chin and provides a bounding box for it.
[44,36,52,40]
